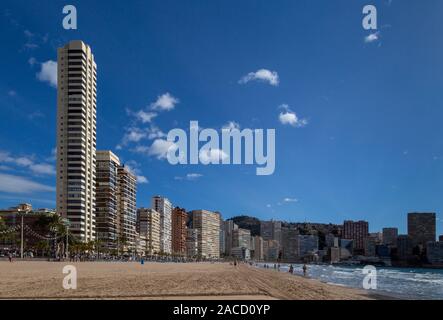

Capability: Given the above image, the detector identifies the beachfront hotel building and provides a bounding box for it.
[191,210,221,258]
[408,212,436,248]
[137,208,161,254]
[117,166,137,252]
[56,40,97,242]
[221,220,238,256]
[232,228,251,249]
[260,220,282,244]
[382,227,398,247]
[253,236,264,260]
[172,207,188,255]
[186,228,199,257]
[96,151,120,250]
[343,220,369,254]
[152,196,172,254]
[281,226,299,261]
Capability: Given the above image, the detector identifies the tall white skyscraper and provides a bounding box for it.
[56,40,97,242]
[152,196,172,254]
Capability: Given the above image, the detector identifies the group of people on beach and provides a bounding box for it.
[261,262,307,276]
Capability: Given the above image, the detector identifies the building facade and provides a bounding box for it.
[426,241,443,265]
[297,235,319,258]
[232,228,251,249]
[191,210,220,258]
[382,227,398,247]
[260,220,282,244]
[186,228,199,257]
[137,208,161,255]
[253,236,264,260]
[281,226,299,261]
[152,196,172,254]
[95,151,120,250]
[343,220,369,252]
[117,166,137,252]
[56,40,97,242]
[408,212,436,248]
[172,207,187,255]
[221,220,238,256]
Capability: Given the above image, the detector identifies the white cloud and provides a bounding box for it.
[283,197,298,203]
[123,160,149,184]
[278,104,308,127]
[137,175,149,183]
[199,148,229,163]
[14,156,34,167]
[0,173,55,194]
[24,30,34,37]
[135,139,177,160]
[0,150,55,176]
[123,127,147,143]
[36,60,57,88]
[364,32,380,43]
[24,43,39,49]
[150,92,179,111]
[147,125,166,140]
[239,69,279,86]
[175,173,203,181]
[136,110,157,123]
[222,121,240,131]
[28,57,37,66]
[29,163,56,175]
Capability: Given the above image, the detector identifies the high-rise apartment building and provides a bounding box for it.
[281,226,299,261]
[382,227,398,247]
[186,228,199,257]
[221,220,238,256]
[232,228,251,249]
[96,151,120,250]
[191,210,220,258]
[56,40,97,242]
[137,208,161,254]
[263,239,279,261]
[117,166,137,251]
[172,207,187,255]
[397,235,412,260]
[152,196,172,254]
[408,212,436,248]
[297,235,319,258]
[343,220,369,252]
[253,236,264,260]
[260,220,282,244]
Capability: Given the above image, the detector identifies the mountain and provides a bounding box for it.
[228,215,261,236]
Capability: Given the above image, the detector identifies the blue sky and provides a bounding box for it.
[1,0,443,235]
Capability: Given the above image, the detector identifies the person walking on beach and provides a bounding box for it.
[302,264,307,277]
[8,252,13,263]
[289,264,294,274]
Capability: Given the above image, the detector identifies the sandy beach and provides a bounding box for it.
[0,261,373,300]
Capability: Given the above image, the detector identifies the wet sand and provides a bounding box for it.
[0,261,374,300]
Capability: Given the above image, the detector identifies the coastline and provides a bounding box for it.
[0,261,378,300]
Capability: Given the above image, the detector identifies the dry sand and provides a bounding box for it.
[0,261,373,300]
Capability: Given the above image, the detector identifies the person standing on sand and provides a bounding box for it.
[303,264,307,277]
[289,264,294,274]
[8,252,13,263]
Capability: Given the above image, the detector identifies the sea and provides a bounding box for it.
[256,262,443,299]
